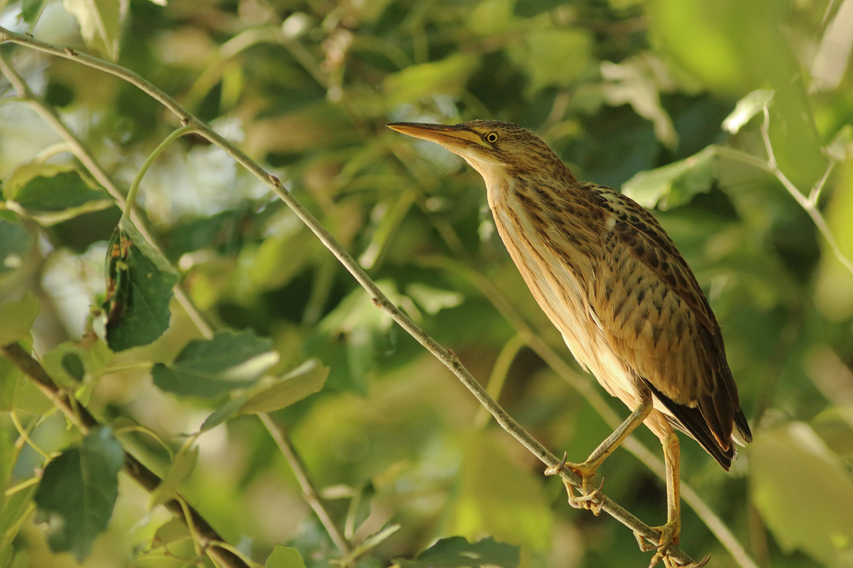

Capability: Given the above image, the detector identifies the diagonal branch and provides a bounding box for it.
[0,26,700,565]
[0,342,249,568]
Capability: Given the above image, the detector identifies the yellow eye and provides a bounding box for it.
[484,131,499,144]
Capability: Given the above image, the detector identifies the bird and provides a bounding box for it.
[387,120,752,567]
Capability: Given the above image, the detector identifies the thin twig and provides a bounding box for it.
[258,413,352,558]
[0,342,248,568]
[0,27,698,564]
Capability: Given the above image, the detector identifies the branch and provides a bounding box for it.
[0,343,248,568]
[715,115,853,278]
[0,27,698,565]
[259,413,352,557]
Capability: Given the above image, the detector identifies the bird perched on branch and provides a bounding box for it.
[388,120,751,568]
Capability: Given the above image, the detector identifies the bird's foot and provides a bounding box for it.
[633,521,708,568]
[544,452,604,515]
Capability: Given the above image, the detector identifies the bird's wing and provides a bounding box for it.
[588,187,740,455]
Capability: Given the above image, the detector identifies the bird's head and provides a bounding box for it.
[387,120,573,188]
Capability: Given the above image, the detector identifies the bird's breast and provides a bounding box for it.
[487,181,608,371]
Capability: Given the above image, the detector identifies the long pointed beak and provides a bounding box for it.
[387,122,482,150]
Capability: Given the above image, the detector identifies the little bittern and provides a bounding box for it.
[389,120,752,567]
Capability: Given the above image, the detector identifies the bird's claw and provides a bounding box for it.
[544,452,604,515]
[633,522,708,568]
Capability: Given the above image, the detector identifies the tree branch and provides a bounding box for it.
[259,414,352,557]
[0,342,248,568]
[0,26,699,565]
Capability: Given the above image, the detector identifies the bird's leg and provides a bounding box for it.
[634,430,705,568]
[546,396,653,514]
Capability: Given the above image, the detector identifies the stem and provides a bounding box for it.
[0,343,248,568]
[0,26,699,565]
[122,124,196,223]
[258,413,352,557]
[716,116,853,279]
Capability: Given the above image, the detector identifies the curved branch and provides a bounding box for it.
[0,26,699,565]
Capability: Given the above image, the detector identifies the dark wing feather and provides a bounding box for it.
[589,186,748,461]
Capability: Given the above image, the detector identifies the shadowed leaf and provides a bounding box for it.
[33,427,124,561]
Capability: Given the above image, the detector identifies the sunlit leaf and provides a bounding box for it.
[0,294,39,346]
[3,163,112,225]
[722,89,773,134]
[750,422,853,567]
[467,0,516,35]
[601,54,679,148]
[62,0,126,60]
[151,518,191,548]
[508,28,593,93]
[149,446,199,508]
[384,54,479,106]
[102,219,180,351]
[152,330,277,398]
[622,145,716,210]
[33,427,124,561]
[41,339,113,387]
[200,360,328,430]
[396,536,519,568]
[266,546,307,568]
[406,283,464,315]
[239,359,329,414]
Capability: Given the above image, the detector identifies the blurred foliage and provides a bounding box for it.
[0,0,852,567]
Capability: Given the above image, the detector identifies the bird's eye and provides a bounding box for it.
[484,132,499,144]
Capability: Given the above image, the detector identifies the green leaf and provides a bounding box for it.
[0,217,31,277]
[33,427,124,561]
[152,330,277,398]
[600,54,679,149]
[102,219,180,351]
[266,546,307,568]
[396,536,519,568]
[3,163,112,224]
[383,53,479,107]
[508,28,593,93]
[722,89,773,134]
[41,339,113,387]
[0,357,22,411]
[406,283,464,315]
[151,518,190,548]
[239,360,329,414]
[0,294,39,346]
[0,484,37,551]
[448,434,552,550]
[750,422,853,566]
[62,0,125,60]
[200,360,329,431]
[149,446,198,508]
[621,145,716,210]
[20,0,46,25]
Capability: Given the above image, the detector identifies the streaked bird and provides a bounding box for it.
[388,120,751,567]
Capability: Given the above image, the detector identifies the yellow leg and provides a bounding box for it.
[545,395,653,514]
[635,432,710,568]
